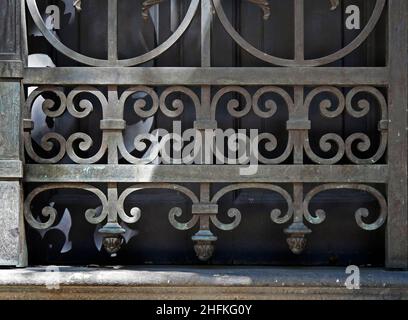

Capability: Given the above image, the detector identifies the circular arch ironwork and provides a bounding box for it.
[212,0,386,67]
[26,0,200,67]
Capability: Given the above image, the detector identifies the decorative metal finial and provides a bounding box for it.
[192,230,217,261]
[99,222,126,257]
[284,222,312,255]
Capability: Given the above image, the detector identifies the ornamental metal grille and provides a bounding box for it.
[20,0,408,267]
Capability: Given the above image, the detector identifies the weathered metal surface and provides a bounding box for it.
[16,0,407,267]
[24,164,389,183]
[23,67,389,86]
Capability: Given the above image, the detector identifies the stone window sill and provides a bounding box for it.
[0,266,407,299]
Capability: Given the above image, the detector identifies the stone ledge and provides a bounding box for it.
[0,267,407,300]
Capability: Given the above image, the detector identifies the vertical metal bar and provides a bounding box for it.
[201,0,212,67]
[293,86,304,164]
[108,0,118,63]
[294,0,305,63]
[386,0,408,269]
[107,85,119,165]
[107,182,118,223]
[197,182,213,239]
[200,183,211,203]
[195,2,216,259]
[101,84,123,244]
[199,0,213,158]
[193,182,217,261]
[170,0,179,32]
[293,183,304,223]
[200,0,212,117]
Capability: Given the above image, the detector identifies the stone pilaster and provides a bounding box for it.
[0,0,27,266]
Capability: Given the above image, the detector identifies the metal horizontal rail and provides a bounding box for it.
[24,164,388,183]
[23,67,389,86]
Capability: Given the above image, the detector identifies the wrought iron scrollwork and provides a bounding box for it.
[344,87,388,164]
[211,184,294,226]
[303,86,388,165]
[283,183,387,255]
[303,184,387,231]
[186,183,294,260]
[24,86,109,164]
[24,184,109,230]
[24,87,67,164]
[24,85,388,166]
[23,82,389,260]
[65,87,109,164]
[24,182,386,259]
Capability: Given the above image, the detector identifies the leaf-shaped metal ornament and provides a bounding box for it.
[141,0,271,21]
[246,0,271,20]
[73,0,81,11]
[142,0,163,20]
[76,0,340,21]
[329,0,340,11]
